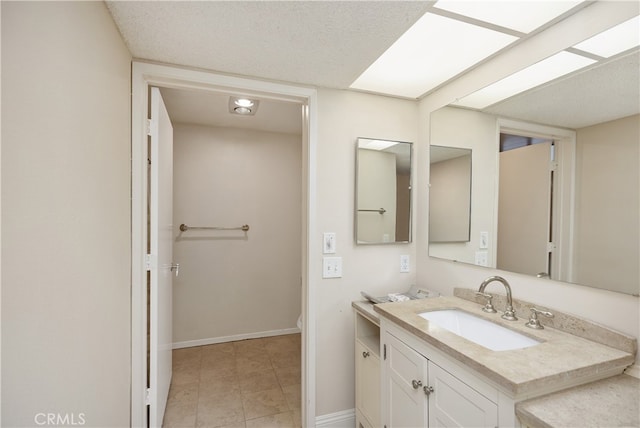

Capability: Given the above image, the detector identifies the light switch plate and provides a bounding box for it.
[323,257,342,278]
[323,232,336,254]
[479,231,489,249]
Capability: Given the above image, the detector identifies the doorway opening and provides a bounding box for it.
[131,62,317,428]
[163,87,303,426]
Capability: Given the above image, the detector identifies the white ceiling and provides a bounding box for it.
[159,87,303,135]
[106,1,433,89]
[106,1,639,133]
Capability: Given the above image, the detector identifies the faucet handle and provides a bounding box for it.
[525,307,554,329]
[475,292,497,313]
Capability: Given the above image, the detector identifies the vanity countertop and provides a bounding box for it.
[515,374,639,428]
[352,300,379,325]
[373,295,636,398]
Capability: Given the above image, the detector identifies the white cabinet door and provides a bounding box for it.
[383,330,499,428]
[356,341,381,427]
[428,362,498,428]
[385,333,428,428]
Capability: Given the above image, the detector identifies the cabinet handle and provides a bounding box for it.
[423,385,434,396]
[412,379,423,389]
[362,351,370,358]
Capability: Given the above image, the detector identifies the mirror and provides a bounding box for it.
[429,146,472,243]
[356,138,412,244]
[428,50,639,296]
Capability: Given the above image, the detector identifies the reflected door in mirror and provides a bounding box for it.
[497,140,553,276]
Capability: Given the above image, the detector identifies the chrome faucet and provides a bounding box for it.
[478,276,517,321]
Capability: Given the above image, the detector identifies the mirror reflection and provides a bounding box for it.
[356,138,412,244]
[428,51,639,296]
[429,146,472,243]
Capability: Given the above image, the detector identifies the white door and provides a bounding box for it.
[149,87,174,427]
[497,142,552,276]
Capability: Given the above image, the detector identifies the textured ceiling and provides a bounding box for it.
[106,1,433,88]
[107,1,639,132]
[485,50,640,129]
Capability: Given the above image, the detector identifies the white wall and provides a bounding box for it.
[1,2,132,426]
[574,114,639,295]
[313,89,418,416]
[172,124,302,345]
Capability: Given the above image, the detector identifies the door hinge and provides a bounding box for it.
[146,119,152,136]
[145,254,152,271]
[547,242,556,252]
[145,387,151,406]
[383,344,387,360]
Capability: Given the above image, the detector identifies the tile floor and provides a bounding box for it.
[162,334,302,428]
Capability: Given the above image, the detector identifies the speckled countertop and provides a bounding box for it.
[515,374,640,428]
[373,296,635,398]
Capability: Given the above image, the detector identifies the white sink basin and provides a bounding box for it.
[419,309,540,351]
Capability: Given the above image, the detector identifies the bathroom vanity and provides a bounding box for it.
[353,289,637,428]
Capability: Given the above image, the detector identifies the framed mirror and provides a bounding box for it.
[428,50,639,296]
[355,138,412,244]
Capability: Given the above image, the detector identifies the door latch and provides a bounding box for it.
[170,263,180,277]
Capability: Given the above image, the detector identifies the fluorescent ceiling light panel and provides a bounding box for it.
[453,51,596,109]
[434,0,584,33]
[573,15,640,58]
[360,139,398,151]
[350,13,517,98]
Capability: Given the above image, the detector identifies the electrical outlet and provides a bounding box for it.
[322,257,342,278]
[400,255,410,273]
[475,251,488,266]
[323,232,336,254]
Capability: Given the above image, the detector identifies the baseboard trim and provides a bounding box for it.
[315,409,356,428]
[172,327,300,349]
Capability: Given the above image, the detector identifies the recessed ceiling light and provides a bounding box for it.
[573,15,640,58]
[234,106,252,115]
[350,13,517,98]
[434,0,585,33]
[234,98,254,108]
[452,51,596,109]
[229,97,259,115]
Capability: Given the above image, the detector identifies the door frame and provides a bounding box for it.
[496,118,576,282]
[130,61,318,427]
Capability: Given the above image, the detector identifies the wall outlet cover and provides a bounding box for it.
[475,251,488,267]
[400,255,410,273]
